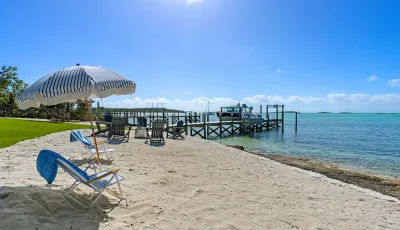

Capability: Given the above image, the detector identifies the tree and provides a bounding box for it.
[0,65,88,120]
[0,66,28,106]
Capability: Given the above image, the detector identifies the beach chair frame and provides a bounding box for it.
[167,120,185,139]
[57,158,124,207]
[71,130,114,163]
[108,117,132,142]
[145,119,166,144]
[93,115,110,136]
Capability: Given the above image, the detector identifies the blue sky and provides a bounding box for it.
[1,0,400,112]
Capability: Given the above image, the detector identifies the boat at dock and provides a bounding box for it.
[216,103,264,123]
[242,114,264,124]
[216,106,241,120]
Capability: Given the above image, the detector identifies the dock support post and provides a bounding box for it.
[203,114,206,139]
[166,114,169,136]
[266,105,269,130]
[185,113,188,135]
[276,105,278,131]
[207,117,210,137]
[219,108,222,139]
[231,113,234,136]
[260,104,263,131]
[282,105,284,133]
[295,112,298,133]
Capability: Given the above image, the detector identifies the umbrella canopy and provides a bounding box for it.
[17,65,136,109]
[17,65,136,167]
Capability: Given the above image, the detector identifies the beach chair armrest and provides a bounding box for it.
[87,169,120,184]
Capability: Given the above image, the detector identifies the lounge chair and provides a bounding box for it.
[36,150,124,207]
[167,120,185,139]
[92,115,113,136]
[70,130,114,163]
[104,114,113,124]
[137,117,147,127]
[145,119,166,144]
[108,117,132,142]
[93,115,109,136]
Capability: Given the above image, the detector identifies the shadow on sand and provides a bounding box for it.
[69,157,112,166]
[107,139,125,145]
[148,141,165,147]
[0,186,117,229]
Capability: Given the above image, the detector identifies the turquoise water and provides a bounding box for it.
[212,113,400,178]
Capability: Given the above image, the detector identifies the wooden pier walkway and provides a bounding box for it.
[167,119,283,139]
[98,104,295,139]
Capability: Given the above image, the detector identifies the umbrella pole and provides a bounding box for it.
[85,98,102,168]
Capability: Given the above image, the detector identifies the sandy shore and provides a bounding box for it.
[257,153,400,200]
[1,130,400,229]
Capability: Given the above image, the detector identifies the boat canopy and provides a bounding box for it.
[224,107,241,112]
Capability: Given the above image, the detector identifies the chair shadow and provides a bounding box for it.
[166,135,185,140]
[107,139,125,145]
[84,133,127,146]
[148,142,165,147]
[0,186,117,229]
[70,158,111,166]
[167,138,185,141]
[90,133,109,138]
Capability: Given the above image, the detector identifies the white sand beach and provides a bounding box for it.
[1,129,399,230]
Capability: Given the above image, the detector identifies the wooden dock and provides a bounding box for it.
[167,119,282,139]
[98,104,295,139]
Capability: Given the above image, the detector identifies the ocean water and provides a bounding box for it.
[211,113,400,178]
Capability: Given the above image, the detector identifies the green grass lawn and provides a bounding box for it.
[0,118,90,148]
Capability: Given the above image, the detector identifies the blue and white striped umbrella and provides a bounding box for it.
[17,65,136,110]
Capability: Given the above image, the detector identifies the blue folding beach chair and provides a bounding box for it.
[36,149,125,207]
[70,130,114,163]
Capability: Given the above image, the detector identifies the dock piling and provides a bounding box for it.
[282,105,285,133]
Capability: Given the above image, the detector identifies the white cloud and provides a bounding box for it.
[365,75,380,82]
[286,95,326,103]
[243,95,285,104]
[276,68,281,74]
[370,94,400,103]
[187,0,204,4]
[388,79,400,87]
[327,93,400,104]
[101,97,238,112]
[99,93,400,112]
[327,93,350,102]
